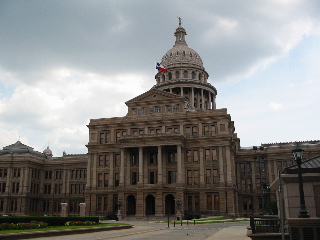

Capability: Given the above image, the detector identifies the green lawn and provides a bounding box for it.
[0,222,127,234]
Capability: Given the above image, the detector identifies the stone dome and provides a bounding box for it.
[160,23,204,70]
[43,146,53,158]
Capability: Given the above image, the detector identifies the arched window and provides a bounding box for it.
[192,71,196,79]
[175,71,180,80]
[169,72,172,80]
[184,71,188,78]
[199,73,202,81]
[162,75,165,82]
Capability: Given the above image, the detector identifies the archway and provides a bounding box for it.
[127,195,136,215]
[165,194,175,215]
[146,194,155,215]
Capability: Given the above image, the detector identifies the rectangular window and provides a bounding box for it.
[206,195,212,211]
[104,173,109,187]
[193,150,199,162]
[45,171,52,180]
[43,201,50,212]
[204,125,210,136]
[246,162,251,173]
[0,182,6,193]
[55,170,62,180]
[99,131,111,144]
[11,182,19,193]
[205,149,211,161]
[114,154,120,167]
[97,197,102,211]
[168,171,175,184]
[44,184,51,194]
[131,172,137,185]
[187,170,192,185]
[240,163,245,173]
[192,126,198,137]
[104,197,108,211]
[131,152,138,166]
[13,168,21,178]
[194,170,199,185]
[149,108,154,114]
[149,172,155,184]
[115,173,119,187]
[206,169,211,184]
[167,152,176,163]
[98,173,103,187]
[195,195,200,211]
[213,169,219,183]
[149,152,157,164]
[187,196,193,211]
[186,150,192,162]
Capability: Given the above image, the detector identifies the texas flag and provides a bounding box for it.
[156,62,168,72]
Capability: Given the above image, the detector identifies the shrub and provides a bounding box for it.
[0,221,48,230]
[65,221,97,226]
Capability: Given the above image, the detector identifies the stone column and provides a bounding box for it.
[201,89,204,110]
[226,146,232,185]
[180,87,183,96]
[177,145,182,184]
[208,92,212,109]
[191,87,194,108]
[109,152,114,188]
[157,146,162,184]
[79,203,86,216]
[61,203,68,217]
[199,148,205,186]
[219,147,225,184]
[120,148,125,187]
[139,147,144,185]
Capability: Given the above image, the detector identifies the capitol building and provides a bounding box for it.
[0,22,319,220]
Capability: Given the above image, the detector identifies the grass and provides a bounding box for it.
[0,222,127,234]
[158,217,249,225]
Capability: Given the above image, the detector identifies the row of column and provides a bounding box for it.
[119,145,183,186]
[166,86,216,110]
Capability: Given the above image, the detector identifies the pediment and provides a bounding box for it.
[125,89,185,105]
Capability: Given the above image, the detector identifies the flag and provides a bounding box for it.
[156,62,168,72]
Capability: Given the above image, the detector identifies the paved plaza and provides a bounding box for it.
[27,221,250,240]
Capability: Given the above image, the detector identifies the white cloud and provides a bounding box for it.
[269,102,283,111]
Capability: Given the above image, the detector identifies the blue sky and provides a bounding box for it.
[0,0,319,156]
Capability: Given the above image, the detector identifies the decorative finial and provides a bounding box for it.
[178,16,182,26]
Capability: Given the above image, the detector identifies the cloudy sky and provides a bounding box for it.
[1,0,320,156]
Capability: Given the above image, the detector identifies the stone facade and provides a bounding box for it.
[0,141,87,216]
[0,22,319,219]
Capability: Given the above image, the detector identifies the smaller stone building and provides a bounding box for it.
[271,155,320,218]
[0,141,87,216]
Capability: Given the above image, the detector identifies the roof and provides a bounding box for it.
[283,155,320,174]
[0,141,47,158]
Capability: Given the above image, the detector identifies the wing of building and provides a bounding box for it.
[0,22,319,219]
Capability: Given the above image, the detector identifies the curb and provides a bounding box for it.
[0,225,133,240]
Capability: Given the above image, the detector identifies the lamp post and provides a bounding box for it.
[292,148,310,218]
[253,146,266,215]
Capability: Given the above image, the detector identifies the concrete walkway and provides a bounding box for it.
[206,225,250,240]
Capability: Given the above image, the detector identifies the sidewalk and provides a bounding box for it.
[206,226,250,240]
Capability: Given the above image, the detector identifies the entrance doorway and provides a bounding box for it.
[165,194,175,215]
[127,195,136,215]
[146,194,155,215]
